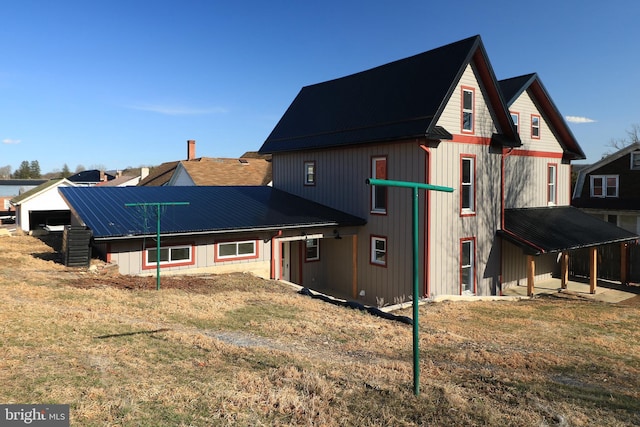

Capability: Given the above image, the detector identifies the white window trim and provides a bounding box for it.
[548,164,557,205]
[305,238,320,261]
[590,175,619,198]
[370,236,387,266]
[146,244,192,266]
[304,161,316,185]
[631,152,640,170]
[217,240,257,259]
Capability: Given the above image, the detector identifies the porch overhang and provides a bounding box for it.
[498,206,639,256]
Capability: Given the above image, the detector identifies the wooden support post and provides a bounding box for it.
[621,242,628,285]
[352,235,358,299]
[589,247,597,294]
[526,255,535,297]
[560,251,569,289]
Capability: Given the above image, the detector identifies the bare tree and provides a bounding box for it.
[603,124,640,157]
[0,165,11,179]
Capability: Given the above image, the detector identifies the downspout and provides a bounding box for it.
[499,147,514,295]
[420,144,431,298]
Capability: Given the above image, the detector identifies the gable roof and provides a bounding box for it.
[260,35,519,154]
[137,161,180,186]
[498,73,586,160]
[499,206,638,255]
[59,186,366,240]
[11,179,75,205]
[170,158,272,186]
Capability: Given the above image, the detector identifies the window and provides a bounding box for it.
[510,112,519,134]
[460,155,475,215]
[460,238,475,295]
[590,175,619,198]
[370,236,387,266]
[371,156,387,214]
[216,240,257,260]
[145,245,192,267]
[631,152,640,170]
[462,87,474,133]
[531,115,540,139]
[304,161,316,185]
[305,238,319,261]
[547,163,557,205]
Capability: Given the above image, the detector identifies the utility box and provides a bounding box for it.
[62,226,92,267]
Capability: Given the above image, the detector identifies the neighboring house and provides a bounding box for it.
[0,179,48,214]
[11,179,77,232]
[67,170,116,186]
[258,35,637,303]
[96,168,150,187]
[572,142,640,233]
[59,186,364,279]
[139,140,272,187]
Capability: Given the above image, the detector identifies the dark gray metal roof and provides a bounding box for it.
[499,206,638,255]
[260,35,519,154]
[59,186,366,240]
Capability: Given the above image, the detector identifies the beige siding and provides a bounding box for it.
[509,90,563,153]
[501,241,558,289]
[437,63,497,139]
[108,234,271,278]
[504,156,572,208]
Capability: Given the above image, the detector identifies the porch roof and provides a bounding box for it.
[59,186,366,240]
[498,206,638,255]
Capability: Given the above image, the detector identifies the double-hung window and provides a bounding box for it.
[370,236,387,266]
[145,244,192,267]
[547,163,557,205]
[460,155,475,215]
[371,156,387,214]
[460,238,475,295]
[531,115,541,139]
[304,161,316,185]
[305,238,320,262]
[590,175,619,198]
[462,87,474,133]
[511,112,519,134]
[631,152,640,170]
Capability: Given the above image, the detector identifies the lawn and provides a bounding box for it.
[1,234,639,426]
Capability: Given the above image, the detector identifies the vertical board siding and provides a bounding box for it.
[501,241,559,289]
[505,156,572,208]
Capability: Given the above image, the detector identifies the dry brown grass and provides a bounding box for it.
[1,234,640,426]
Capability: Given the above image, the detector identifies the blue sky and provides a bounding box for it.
[1,1,638,174]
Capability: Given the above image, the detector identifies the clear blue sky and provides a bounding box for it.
[1,1,638,174]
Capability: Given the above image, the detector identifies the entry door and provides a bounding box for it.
[281,242,291,281]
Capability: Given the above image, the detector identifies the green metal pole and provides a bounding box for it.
[156,203,161,291]
[412,186,420,395]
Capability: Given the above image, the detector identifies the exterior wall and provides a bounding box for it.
[509,90,564,154]
[106,233,272,279]
[577,152,640,199]
[501,241,558,288]
[167,165,196,186]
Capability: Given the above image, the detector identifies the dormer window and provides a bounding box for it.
[590,175,619,198]
[631,152,640,170]
[461,87,474,133]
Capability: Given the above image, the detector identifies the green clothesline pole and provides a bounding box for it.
[125,201,189,290]
[366,178,453,396]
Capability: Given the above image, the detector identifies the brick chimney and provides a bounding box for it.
[187,139,196,160]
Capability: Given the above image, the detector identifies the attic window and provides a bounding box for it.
[461,87,474,133]
[631,152,640,170]
[239,159,249,165]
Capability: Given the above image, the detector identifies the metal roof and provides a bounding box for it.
[499,206,638,255]
[59,186,366,240]
[260,35,519,154]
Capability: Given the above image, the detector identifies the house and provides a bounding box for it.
[67,170,117,186]
[0,179,48,215]
[11,179,77,232]
[96,168,150,187]
[572,142,640,233]
[138,140,272,187]
[258,35,637,303]
[59,186,365,278]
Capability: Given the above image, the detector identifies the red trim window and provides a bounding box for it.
[461,86,475,134]
[547,163,558,205]
[460,154,476,216]
[142,243,195,270]
[214,240,259,262]
[371,156,388,214]
[370,235,387,267]
[510,112,519,134]
[531,114,541,139]
[304,161,316,186]
[304,238,320,262]
[460,237,476,295]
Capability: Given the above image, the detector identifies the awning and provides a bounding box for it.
[498,206,639,255]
